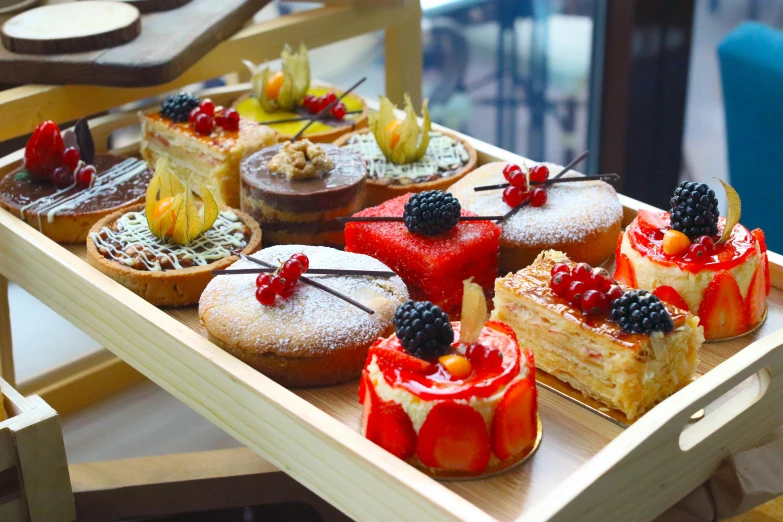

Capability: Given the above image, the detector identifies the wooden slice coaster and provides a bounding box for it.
[93,0,193,14]
[1,1,141,55]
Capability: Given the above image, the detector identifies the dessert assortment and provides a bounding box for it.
[240,139,366,248]
[449,160,623,273]
[199,245,408,387]
[87,159,261,306]
[235,44,368,143]
[334,95,477,207]
[0,120,153,243]
[343,190,501,317]
[140,92,278,208]
[361,280,539,477]
[493,250,703,419]
[617,181,769,340]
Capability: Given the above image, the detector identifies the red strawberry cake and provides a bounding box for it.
[616,181,769,341]
[344,191,501,317]
[360,286,539,478]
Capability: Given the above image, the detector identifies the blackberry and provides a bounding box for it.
[403,190,461,236]
[160,93,200,123]
[669,181,719,239]
[393,300,454,359]
[610,290,674,335]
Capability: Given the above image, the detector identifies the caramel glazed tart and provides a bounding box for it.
[199,245,409,387]
[0,155,152,244]
[86,204,262,306]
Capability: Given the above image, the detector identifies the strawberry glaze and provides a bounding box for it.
[627,212,757,273]
[373,321,521,401]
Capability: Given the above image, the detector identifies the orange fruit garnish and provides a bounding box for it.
[438,354,472,379]
[153,196,177,236]
[385,119,402,149]
[265,71,285,100]
[662,229,691,256]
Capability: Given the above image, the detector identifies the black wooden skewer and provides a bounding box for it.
[212,267,397,277]
[473,173,618,192]
[240,254,374,314]
[336,215,505,224]
[499,150,591,223]
[258,110,362,126]
[292,77,367,141]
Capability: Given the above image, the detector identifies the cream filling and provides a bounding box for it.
[620,233,759,313]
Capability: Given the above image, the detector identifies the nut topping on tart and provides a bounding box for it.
[268,139,335,181]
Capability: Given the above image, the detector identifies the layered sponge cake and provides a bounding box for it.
[492,250,703,419]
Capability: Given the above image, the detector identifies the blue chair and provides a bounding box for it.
[718,22,783,252]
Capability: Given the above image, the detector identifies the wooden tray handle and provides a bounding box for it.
[526,329,783,522]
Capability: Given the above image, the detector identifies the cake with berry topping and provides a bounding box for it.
[140,93,278,208]
[234,45,368,143]
[334,95,476,207]
[87,161,261,306]
[492,250,703,420]
[448,161,623,273]
[617,181,769,341]
[344,191,501,317]
[199,245,408,387]
[240,140,366,248]
[361,281,539,478]
[0,120,153,243]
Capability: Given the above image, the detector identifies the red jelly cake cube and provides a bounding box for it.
[344,194,501,316]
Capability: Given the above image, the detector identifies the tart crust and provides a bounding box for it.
[333,128,478,207]
[86,204,262,306]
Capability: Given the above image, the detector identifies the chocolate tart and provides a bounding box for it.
[334,128,477,207]
[233,83,368,144]
[240,143,366,248]
[0,155,152,244]
[86,204,262,306]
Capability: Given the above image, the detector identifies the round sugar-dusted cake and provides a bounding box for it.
[448,161,623,274]
[199,245,409,387]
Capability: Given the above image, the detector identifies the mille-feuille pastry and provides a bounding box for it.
[139,92,278,208]
[617,181,769,341]
[87,160,261,306]
[199,245,409,387]
[0,120,152,243]
[240,139,366,248]
[334,95,476,207]
[492,250,703,419]
[449,161,623,273]
[235,44,367,143]
[361,281,538,478]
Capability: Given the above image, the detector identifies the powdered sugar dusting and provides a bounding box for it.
[449,161,623,246]
[199,245,409,357]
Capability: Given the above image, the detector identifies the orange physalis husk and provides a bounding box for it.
[460,278,488,345]
[369,94,431,165]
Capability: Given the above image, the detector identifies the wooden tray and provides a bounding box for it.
[1,90,783,522]
[0,0,270,86]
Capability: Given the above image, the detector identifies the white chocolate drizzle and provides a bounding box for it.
[19,158,149,230]
[342,131,469,183]
[90,211,248,272]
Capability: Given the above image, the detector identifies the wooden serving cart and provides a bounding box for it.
[2,3,783,521]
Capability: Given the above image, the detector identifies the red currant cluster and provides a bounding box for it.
[550,262,624,316]
[24,121,96,189]
[302,92,347,120]
[189,99,240,136]
[501,163,549,208]
[255,253,310,306]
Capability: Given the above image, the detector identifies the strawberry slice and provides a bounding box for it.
[614,252,637,288]
[637,209,667,235]
[417,402,490,473]
[370,345,433,374]
[491,378,537,460]
[361,374,418,460]
[745,264,767,326]
[24,120,65,180]
[653,285,690,312]
[698,271,748,339]
[751,229,771,296]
